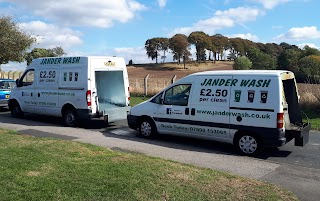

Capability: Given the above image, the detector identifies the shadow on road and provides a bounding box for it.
[101,126,293,159]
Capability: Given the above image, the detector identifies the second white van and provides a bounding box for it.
[127,70,310,156]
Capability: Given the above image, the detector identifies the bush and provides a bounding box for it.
[233,56,252,70]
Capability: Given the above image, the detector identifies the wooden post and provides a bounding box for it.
[144,74,149,96]
[171,75,177,84]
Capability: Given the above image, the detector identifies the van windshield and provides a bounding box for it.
[0,81,16,90]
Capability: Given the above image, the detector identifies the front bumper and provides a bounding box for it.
[127,114,139,130]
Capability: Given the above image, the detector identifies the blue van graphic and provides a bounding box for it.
[0,79,16,107]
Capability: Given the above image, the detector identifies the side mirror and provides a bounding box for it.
[16,79,21,87]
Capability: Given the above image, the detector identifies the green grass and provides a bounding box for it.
[130,95,151,106]
[0,129,296,201]
[302,108,320,130]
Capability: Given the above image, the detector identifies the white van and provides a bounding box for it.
[9,56,130,126]
[127,70,310,156]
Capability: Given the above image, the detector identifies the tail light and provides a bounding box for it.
[86,90,92,106]
[277,113,284,128]
[128,87,131,105]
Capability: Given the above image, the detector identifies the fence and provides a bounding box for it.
[0,71,23,80]
[129,74,177,96]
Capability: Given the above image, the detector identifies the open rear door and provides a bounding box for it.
[95,70,130,122]
[282,75,310,146]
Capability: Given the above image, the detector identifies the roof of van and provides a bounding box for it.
[191,70,292,76]
[30,56,125,66]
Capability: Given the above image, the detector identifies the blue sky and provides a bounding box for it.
[1,0,320,71]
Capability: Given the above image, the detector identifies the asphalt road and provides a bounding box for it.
[0,110,319,201]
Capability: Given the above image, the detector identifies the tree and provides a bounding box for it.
[302,45,320,57]
[233,56,252,70]
[50,46,66,57]
[213,34,229,61]
[229,38,245,57]
[169,34,191,68]
[0,16,36,70]
[263,43,283,58]
[145,37,169,64]
[25,46,66,66]
[298,55,320,83]
[157,37,170,63]
[145,39,158,63]
[188,31,211,62]
[247,48,276,70]
[277,48,302,72]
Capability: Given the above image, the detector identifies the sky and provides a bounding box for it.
[1,0,320,71]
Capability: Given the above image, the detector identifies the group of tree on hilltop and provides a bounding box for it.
[145,31,320,83]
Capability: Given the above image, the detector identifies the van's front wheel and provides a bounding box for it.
[11,102,24,118]
[63,109,78,127]
[139,118,156,138]
[235,133,263,156]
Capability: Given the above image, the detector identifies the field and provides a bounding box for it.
[128,61,233,95]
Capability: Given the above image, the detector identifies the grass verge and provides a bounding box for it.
[301,107,320,130]
[0,129,297,201]
[130,95,151,106]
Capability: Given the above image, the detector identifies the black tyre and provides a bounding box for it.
[235,133,263,156]
[11,102,24,118]
[63,109,78,127]
[139,118,156,138]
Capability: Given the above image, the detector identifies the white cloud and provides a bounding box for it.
[108,47,157,64]
[275,26,320,41]
[298,43,319,49]
[158,0,167,8]
[107,47,178,64]
[5,0,147,28]
[170,7,264,36]
[18,21,83,49]
[1,62,27,72]
[250,0,291,9]
[228,33,259,41]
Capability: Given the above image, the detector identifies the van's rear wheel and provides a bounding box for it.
[11,102,24,118]
[63,109,78,127]
[236,133,263,156]
[139,118,156,138]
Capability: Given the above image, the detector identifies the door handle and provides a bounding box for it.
[185,108,189,115]
[191,108,195,116]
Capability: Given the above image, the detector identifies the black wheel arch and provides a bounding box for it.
[61,103,77,117]
[8,99,19,110]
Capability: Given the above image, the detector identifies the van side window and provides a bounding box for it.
[21,70,35,86]
[163,84,191,106]
[150,92,163,104]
